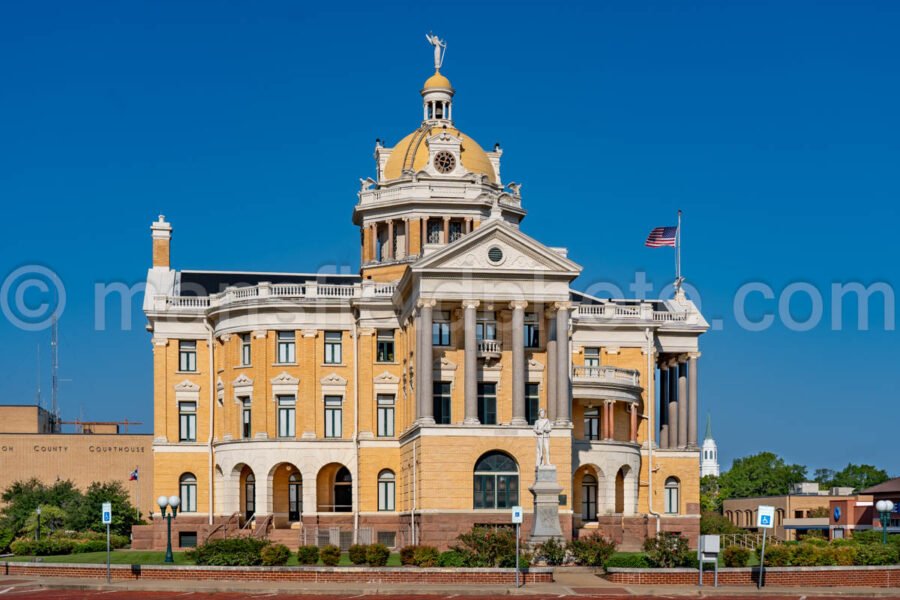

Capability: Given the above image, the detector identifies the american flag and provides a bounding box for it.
[645,226,677,248]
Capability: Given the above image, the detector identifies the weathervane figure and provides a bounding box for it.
[425,33,447,70]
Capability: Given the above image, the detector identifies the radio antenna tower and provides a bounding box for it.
[35,345,42,409]
[51,316,60,432]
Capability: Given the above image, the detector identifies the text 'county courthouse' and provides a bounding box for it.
[137,54,709,552]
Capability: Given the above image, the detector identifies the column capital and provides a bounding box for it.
[357,327,376,337]
[552,301,574,312]
[688,351,702,360]
[416,298,437,309]
[461,299,481,310]
[509,300,529,310]
[252,329,268,339]
[659,361,669,371]
[151,336,169,346]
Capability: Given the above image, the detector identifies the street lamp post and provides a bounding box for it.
[35,507,42,542]
[157,495,181,563]
[875,500,895,545]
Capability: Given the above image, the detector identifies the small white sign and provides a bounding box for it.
[102,502,112,525]
[757,505,775,529]
[511,505,523,524]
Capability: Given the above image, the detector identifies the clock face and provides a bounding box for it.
[433,151,456,174]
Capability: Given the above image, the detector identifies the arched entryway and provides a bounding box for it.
[573,465,603,523]
[235,464,255,521]
[614,465,636,515]
[317,463,352,513]
[269,462,302,526]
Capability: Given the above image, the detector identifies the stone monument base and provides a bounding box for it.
[528,465,564,544]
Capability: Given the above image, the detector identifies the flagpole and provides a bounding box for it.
[676,209,682,293]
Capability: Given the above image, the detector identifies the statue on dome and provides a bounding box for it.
[425,33,446,71]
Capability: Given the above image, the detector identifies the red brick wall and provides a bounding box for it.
[606,566,900,587]
[2,562,552,584]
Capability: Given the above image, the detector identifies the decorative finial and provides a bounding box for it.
[425,33,447,71]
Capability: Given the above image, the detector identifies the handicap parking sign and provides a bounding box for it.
[101,502,112,525]
[757,505,775,529]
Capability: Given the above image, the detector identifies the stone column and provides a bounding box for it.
[658,364,669,449]
[418,300,435,425]
[607,400,616,440]
[403,218,410,258]
[421,218,428,246]
[414,311,422,420]
[678,358,688,448]
[370,223,378,262]
[510,301,528,426]
[629,404,638,443]
[463,300,480,425]
[545,314,557,422]
[688,353,699,449]
[667,359,678,449]
[555,303,571,424]
[386,220,395,260]
[442,217,450,243]
[600,402,608,440]
[465,217,473,234]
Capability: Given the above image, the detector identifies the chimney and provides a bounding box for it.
[151,215,172,269]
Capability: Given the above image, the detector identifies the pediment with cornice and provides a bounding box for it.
[270,372,299,385]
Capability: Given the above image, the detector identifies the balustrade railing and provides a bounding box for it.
[573,365,640,386]
[477,339,502,355]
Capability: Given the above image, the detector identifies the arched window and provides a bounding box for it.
[378,469,395,512]
[334,466,352,513]
[179,473,197,513]
[473,452,518,509]
[244,473,256,519]
[664,476,680,515]
[581,474,598,521]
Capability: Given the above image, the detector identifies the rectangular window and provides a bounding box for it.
[377,394,395,437]
[584,347,600,376]
[526,383,540,425]
[178,531,198,548]
[376,330,395,363]
[179,484,197,513]
[665,485,680,515]
[324,331,342,364]
[448,220,463,242]
[179,401,197,442]
[524,314,540,348]
[433,381,451,424]
[378,479,396,511]
[475,312,497,341]
[241,397,251,439]
[477,382,497,425]
[240,333,252,366]
[277,331,296,364]
[432,311,451,346]
[584,408,600,441]
[179,340,197,372]
[427,220,442,244]
[277,395,296,438]
[325,396,343,438]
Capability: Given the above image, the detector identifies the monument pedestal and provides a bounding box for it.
[528,465,564,544]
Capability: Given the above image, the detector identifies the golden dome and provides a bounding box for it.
[423,70,452,89]
[382,126,497,183]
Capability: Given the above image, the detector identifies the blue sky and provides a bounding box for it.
[0,1,896,475]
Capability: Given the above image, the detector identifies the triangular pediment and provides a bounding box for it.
[413,220,581,276]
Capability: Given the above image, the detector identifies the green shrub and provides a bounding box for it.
[722,545,750,567]
[792,542,830,566]
[437,550,466,567]
[366,543,390,567]
[261,543,291,566]
[73,540,108,553]
[192,537,267,566]
[568,533,617,566]
[297,545,320,565]
[855,543,899,566]
[348,544,369,565]
[10,539,35,556]
[399,545,417,566]
[413,545,440,567]
[320,544,341,566]
[451,526,518,568]
[700,511,741,535]
[642,532,692,568]
[535,537,567,565]
[604,553,650,569]
[759,543,792,567]
[830,544,858,566]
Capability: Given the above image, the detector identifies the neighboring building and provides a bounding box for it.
[137,45,709,552]
[861,478,900,532]
[699,415,719,478]
[828,494,875,539]
[723,482,857,541]
[0,405,153,510]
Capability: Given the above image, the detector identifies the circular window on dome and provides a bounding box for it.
[488,246,504,264]
[433,151,456,174]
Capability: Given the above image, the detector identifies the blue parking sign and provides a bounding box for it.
[760,515,771,526]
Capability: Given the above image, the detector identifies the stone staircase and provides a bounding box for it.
[266,527,303,549]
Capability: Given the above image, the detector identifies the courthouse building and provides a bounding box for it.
[138,49,708,550]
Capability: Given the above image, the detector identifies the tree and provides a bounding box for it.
[700,511,740,534]
[0,479,81,539]
[814,468,836,487]
[67,481,140,536]
[717,452,807,500]
[829,464,889,492]
[700,475,722,513]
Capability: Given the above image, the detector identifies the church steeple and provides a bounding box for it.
[704,414,713,441]
[700,413,720,477]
